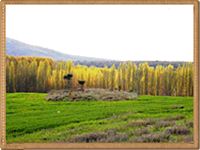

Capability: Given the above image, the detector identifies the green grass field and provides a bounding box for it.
[6,93,193,143]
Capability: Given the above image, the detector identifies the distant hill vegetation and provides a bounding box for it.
[6,38,106,62]
[74,60,188,68]
[6,37,189,68]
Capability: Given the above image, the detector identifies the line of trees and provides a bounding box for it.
[6,56,193,96]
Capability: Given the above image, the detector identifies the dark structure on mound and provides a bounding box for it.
[46,74,137,101]
[46,88,138,101]
[64,74,73,90]
[78,80,85,91]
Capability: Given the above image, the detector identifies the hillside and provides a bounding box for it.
[6,38,189,68]
[6,38,105,61]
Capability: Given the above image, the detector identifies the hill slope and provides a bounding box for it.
[6,38,105,61]
[6,38,189,68]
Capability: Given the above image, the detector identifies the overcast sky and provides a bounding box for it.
[6,5,193,61]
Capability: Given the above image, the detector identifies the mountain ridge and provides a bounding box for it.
[6,37,190,68]
[6,38,107,61]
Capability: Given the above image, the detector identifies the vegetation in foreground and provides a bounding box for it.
[7,93,193,143]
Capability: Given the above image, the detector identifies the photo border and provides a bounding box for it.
[0,0,199,149]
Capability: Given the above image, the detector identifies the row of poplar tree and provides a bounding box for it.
[6,56,193,96]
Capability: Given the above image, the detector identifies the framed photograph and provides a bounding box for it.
[0,0,199,149]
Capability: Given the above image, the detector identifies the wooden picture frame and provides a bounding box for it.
[0,0,199,149]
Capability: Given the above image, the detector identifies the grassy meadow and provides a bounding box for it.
[6,93,193,143]
[6,8,194,144]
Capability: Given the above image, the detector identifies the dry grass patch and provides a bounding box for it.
[133,127,149,136]
[69,132,107,143]
[155,120,175,128]
[164,115,185,121]
[183,135,193,143]
[128,118,156,127]
[186,121,193,128]
[171,105,184,109]
[165,126,190,135]
[69,129,128,143]
[133,133,170,142]
[46,88,138,101]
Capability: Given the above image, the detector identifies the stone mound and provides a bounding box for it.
[46,88,138,101]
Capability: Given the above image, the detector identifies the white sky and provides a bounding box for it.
[6,5,193,61]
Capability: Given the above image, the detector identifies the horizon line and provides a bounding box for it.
[6,37,193,62]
